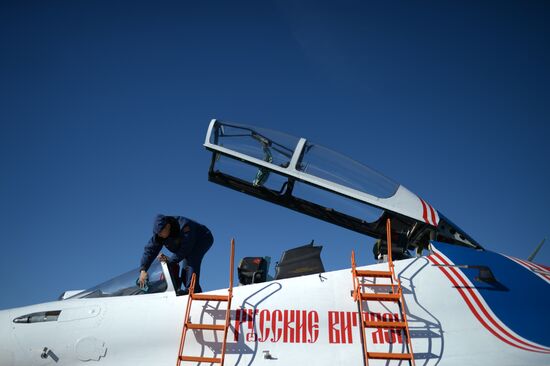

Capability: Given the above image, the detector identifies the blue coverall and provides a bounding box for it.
[140,215,213,293]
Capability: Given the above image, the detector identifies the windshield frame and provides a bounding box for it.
[204,120,403,210]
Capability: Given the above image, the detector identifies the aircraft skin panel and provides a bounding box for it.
[1,246,548,365]
[378,186,440,227]
[2,293,184,365]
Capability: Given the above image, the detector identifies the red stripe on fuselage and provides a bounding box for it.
[428,255,548,353]
[512,257,550,282]
[428,204,437,226]
[419,198,430,224]
[430,252,550,353]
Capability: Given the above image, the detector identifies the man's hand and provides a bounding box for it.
[157,253,169,262]
[138,270,148,288]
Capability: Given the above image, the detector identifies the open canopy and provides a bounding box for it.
[204,119,481,251]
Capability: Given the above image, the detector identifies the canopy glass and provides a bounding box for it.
[205,120,481,251]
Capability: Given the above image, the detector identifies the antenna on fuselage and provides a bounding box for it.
[527,237,546,262]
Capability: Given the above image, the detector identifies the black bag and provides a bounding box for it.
[275,242,325,280]
[238,257,268,285]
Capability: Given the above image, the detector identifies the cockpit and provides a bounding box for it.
[65,262,171,299]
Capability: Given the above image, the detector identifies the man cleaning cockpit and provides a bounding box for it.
[138,214,213,294]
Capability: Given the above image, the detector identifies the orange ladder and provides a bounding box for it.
[176,239,235,366]
[351,219,415,365]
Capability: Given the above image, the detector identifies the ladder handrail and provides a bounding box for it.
[386,218,394,266]
[220,238,235,366]
[176,274,196,366]
[351,250,358,301]
[351,250,369,366]
[229,238,235,291]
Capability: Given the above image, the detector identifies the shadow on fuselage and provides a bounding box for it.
[397,256,444,366]
[186,282,283,365]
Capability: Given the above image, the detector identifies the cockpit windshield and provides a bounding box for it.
[66,262,168,299]
[211,123,299,170]
[298,142,399,199]
[436,214,480,249]
[208,122,398,199]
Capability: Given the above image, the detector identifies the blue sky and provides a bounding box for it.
[1,1,549,310]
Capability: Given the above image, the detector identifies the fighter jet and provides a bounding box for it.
[0,119,548,366]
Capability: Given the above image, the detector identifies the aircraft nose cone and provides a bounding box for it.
[0,309,16,365]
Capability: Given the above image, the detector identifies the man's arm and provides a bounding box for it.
[140,236,162,272]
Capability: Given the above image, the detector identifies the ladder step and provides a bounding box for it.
[186,323,226,331]
[360,293,401,302]
[363,320,407,329]
[355,269,392,278]
[191,293,229,301]
[179,355,222,363]
[360,283,394,287]
[367,352,413,360]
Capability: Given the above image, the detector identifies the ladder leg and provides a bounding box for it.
[386,218,415,366]
[220,239,235,366]
[176,273,196,366]
[396,281,415,366]
[357,295,369,366]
